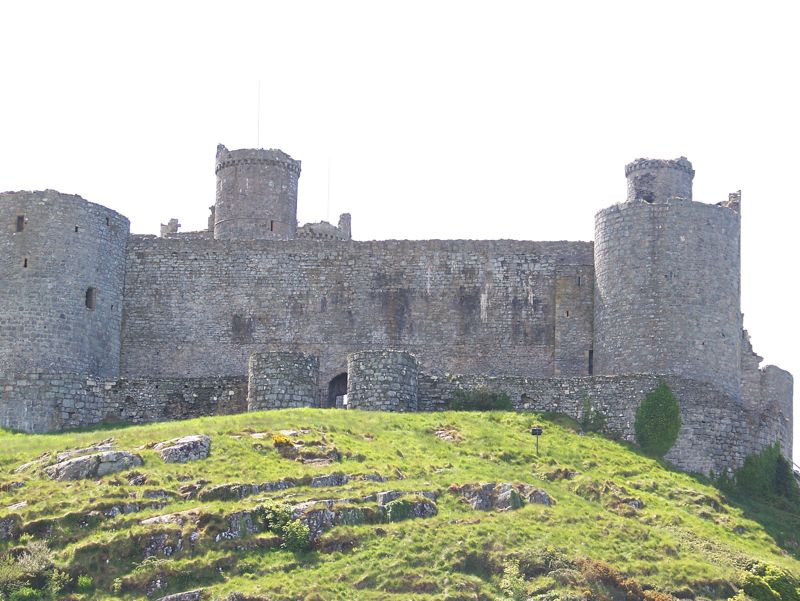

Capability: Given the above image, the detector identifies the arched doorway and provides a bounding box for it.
[327,373,348,408]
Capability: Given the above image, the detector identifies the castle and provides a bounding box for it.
[0,146,793,476]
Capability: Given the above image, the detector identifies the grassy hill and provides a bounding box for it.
[0,409,798,601]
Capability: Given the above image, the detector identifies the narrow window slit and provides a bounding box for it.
[85,287,97,310]
[23,258,28,268]
[16,216,25,232]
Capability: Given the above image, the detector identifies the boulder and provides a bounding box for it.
[154,435,211,463]
[43,451,143,481]
[452,482,553,511]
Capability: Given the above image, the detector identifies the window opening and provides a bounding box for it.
[16,216,25,232]
[588,350,594,375]
[85,287,97,310]
[577,276,581,287]
[23,258,28,268]
[75,226,79,233]
[106,217,110,226]
[270,220,275,232]
[565,310,570,317]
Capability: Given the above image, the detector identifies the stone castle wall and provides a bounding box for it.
[0,371,246,433]
[594,199,742,398]
[0,191,129,378]
[347,350,419,411]
[214,146,301,241]
[119,237,595,390]
[248,352,319,410]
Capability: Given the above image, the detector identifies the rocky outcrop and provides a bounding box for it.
[451,482,554,511]
[43,451,143,480]
[155,590,204,601]
[154,435,211,463]
[0,514,22,540]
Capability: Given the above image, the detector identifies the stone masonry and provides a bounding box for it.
[347,350,420,411]
[0,149,793,476]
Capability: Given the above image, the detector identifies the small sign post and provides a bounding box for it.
[530,425,543,455]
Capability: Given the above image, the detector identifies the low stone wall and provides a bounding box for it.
[419,372,769,475]
[0,372,246,432]
[247,352,319,410]
[347,350,419,411]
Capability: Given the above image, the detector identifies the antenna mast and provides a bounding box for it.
[257,80,261,148]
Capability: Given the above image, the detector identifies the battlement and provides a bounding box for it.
[624,156,695,178]
[214,145,301,177]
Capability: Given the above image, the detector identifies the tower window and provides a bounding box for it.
[106,217,110,226]
[577,276,581,287]
[85,287,97,310]
[23,258,28,268]
[270,220,275,232]
[16,216,25,232]
[75,226,79,233]
[588,350,594,375]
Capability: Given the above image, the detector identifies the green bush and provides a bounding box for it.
[580,397,606,433]
[448,387,513,411]
[258,501,293,534]
[634,382,681,456]
[740,563,800,601]
[281,520,311,552]
[8,588,42,601]
[731,444,800,503]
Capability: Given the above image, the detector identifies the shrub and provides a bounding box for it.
[499,559,527,600]
[8,588,42,601]
[634,382,681,456]
[271,433,294,448]
[731,444,800,503]
[448,388,513,411]
[76,574,94,591]
[580,397,606,433]
[281,520,311,553]
[259,501,293,533]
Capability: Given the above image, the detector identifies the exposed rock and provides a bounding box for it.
[127,471,148,486]
[384,496,438,522]
[43,451,143,480]
[451,482,553,511]
[0,481,24,492]
[0,514,22,540]
[311,473,348,488]
[155,590,204,601]
[434,425,464,442]
[154,435,211,463]
[141,508,202,527]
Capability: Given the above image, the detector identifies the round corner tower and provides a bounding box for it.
[0,190,130,378]
[593,158,742,398]
[213,144,302,240]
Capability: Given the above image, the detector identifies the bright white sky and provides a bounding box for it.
[1,0,798,462]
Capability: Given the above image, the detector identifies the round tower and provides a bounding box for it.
[625,157,694,203]
[0,190,130,377]
[213,144,301,240]
[593,158,742,398]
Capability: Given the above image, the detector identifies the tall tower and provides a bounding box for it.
[593,158,742,398]
[0,191,129,378]
[213,144,302,240]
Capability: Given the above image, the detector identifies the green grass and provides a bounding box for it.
[0,409,798,600]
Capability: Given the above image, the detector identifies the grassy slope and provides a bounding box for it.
[0,409,798,601]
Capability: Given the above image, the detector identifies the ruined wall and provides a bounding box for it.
[119,238,595,390]
[0,372,246,433]
[248,352,319,410]
[347,350,419,411]
[594,199,742,398]
[0,191,129,378]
